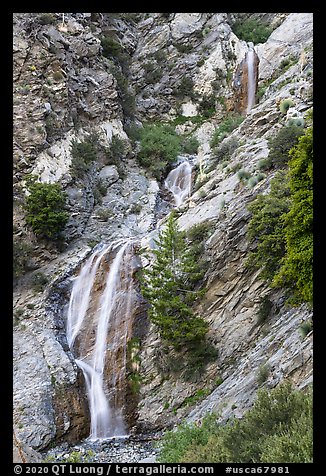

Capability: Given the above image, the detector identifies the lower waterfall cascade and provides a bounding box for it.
[66,240,138,440]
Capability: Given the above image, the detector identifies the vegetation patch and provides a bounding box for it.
[158,382,312,463]
[173,76,196,99]
[13,238,33,280]
[32,272,49,293]
[267,124,304,168]
[137,123,181,180]
[246,112,313,304]
[299,320,313,338]
[70,134,98,178]
[210,114,244,149]
[24,178,69,240]
[198,94,216,119]
[232,18,273,44]
[257,296,273,324]
[181,135,200,155]
[139,213,217,374]
[279,98,294,115]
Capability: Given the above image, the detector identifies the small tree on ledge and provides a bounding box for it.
[24,178,69,240]
[140,212,209,351]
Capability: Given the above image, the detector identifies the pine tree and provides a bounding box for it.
[140,213,208,350]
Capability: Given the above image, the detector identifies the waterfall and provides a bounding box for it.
[66,240,136,440]
[165,160,192,207]
[246,46,256,114]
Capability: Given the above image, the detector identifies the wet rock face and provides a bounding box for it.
[232,49,259,114]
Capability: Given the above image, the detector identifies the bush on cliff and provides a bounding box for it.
[25,178,69,240]
[268,124,304,168]
[246,114,313,305]
[137,124,181,180]
[232,18,273,44]
[158,382,312,463]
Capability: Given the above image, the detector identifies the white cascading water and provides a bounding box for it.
[165,160,192,207]
[66,240,134,440]
[246,46,256,114]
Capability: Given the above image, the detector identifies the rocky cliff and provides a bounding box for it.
[13,12,313,459]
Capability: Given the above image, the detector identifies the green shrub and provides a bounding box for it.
[232,19,272,44]
[25,180,69,239]
[212,137,239,162]
[257,296,273,324]
[100,36,123,58]
[137,124,181,180]
[256,85,267,102]
[210,114,244,148]
[287,117,305,128]
[158,382,312,463]
[13,239,33,280]
[279,98,294,114]
[272,124,313,304]
[96,179,108,197]
[247,116,312,306]
[173,76,196,99]
[153,50,167,62]
[198,94,216,118]
[247,176,259,188]
[247,173,265,188]
[158,414,218,463]
[237,169,251,181]
[187,221,214,243]
[215,376,224,387]
[181,136,200,154]
[38,13,56,25]
[106,135,127,164]
[111,66,135,117]
[52,71,64,82]
[144,63,163,84]
[279,55,297,74]
[70,136,98,177]
[32,272,49,292]
[268,124,304,168]
[181,388,211,407]
[173,42,193,54]
[256,363,270,385]
[257,157,272,171]
[246,171,291,281]
[299,320,313,338]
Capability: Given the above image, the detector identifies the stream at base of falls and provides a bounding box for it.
[41,432,162,463]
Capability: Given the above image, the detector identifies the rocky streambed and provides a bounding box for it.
[41,433,162,463]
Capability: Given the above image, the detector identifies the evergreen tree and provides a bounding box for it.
[25,179,69,239]
[140,213,208,350]
[273,121,313,304]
